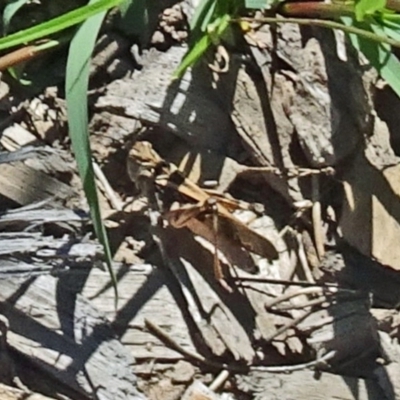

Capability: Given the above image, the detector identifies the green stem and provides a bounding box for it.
[237,16,400,48]
[33,40,60,52]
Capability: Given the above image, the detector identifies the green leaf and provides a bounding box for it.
[173,34,211,79]
[65,1,118,303]
[370,22,400,97]
[381,17,400,40]
[118,0,153,44]
[190,0,218,39]
[355,0,386,21]
[0,0,124,51]
[7,65,31,85]
[343,16,400,98]
[178,0,238,77]
[3,0,30,34]
[174,13,230,79]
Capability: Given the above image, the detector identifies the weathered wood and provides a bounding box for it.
[297,295,380,377]
[0,232,101,259]
[0,383,56,400]
[93,24,375,209]
[321,244,400,308]
[94,46,237,153]
[0,16,395,400]
[0,162,74,206]
[82,263,198,361]
[82,233,282,364]
[339,129,400,269]
[0,204,87,227]
[0,275,145,400]
[0,146,54,164]
[236,369,389,400]
[0,126,77,207]
[162,227,256,362]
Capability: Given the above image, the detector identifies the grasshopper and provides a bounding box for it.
[127,141,279,282]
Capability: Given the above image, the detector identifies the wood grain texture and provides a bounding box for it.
[82,263,198,361]
[0,275,145,400]
[0,163,74,205]
[236,369,390,400]
[0,383,56,400]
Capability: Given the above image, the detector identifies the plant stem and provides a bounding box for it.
[387,0,400,12]
[238,16,400,48]
[0,40,59,71]
[279,2,354,19]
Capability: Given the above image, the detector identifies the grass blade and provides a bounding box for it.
[0,0,124,51]
[342,16,400,98]
[174,13,231,79]
[3,0,30,33]
[173,34,211,79]
[190,0,217,32]
[65,3,118,303]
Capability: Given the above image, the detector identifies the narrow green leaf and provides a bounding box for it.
[118,0,152,44]
[173,34,211,79]
[65,2,118,303]
[355,0,385,21]
[213,13,231,37]
[174,13,230,78]
[119,0,134,14]
[190,0,217,31]
[0,0,124,51]
[370,22,400,97]
[7,66,31,85]
[3,0,30,34]
[380,10,400,22]
[381,18,400,40]
[343,16,400,98]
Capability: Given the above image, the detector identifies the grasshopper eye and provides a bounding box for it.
[206,197,217,208]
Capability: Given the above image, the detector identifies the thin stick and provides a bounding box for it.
[251,350,335,372]
[0,40,58,71]
[144,318,246,373]
[265,287,335,309]
[209,370,230,392]
[210,199,222,281]
[92,160,123,211]
[145,318,336,373]
[231,276,361,293]
[241,165,334,179]
[264,308,314,341]
[297,232,315,284]
[274,297,328,311]
[312,175,325,260]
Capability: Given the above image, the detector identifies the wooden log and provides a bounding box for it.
[0,275,145,400]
